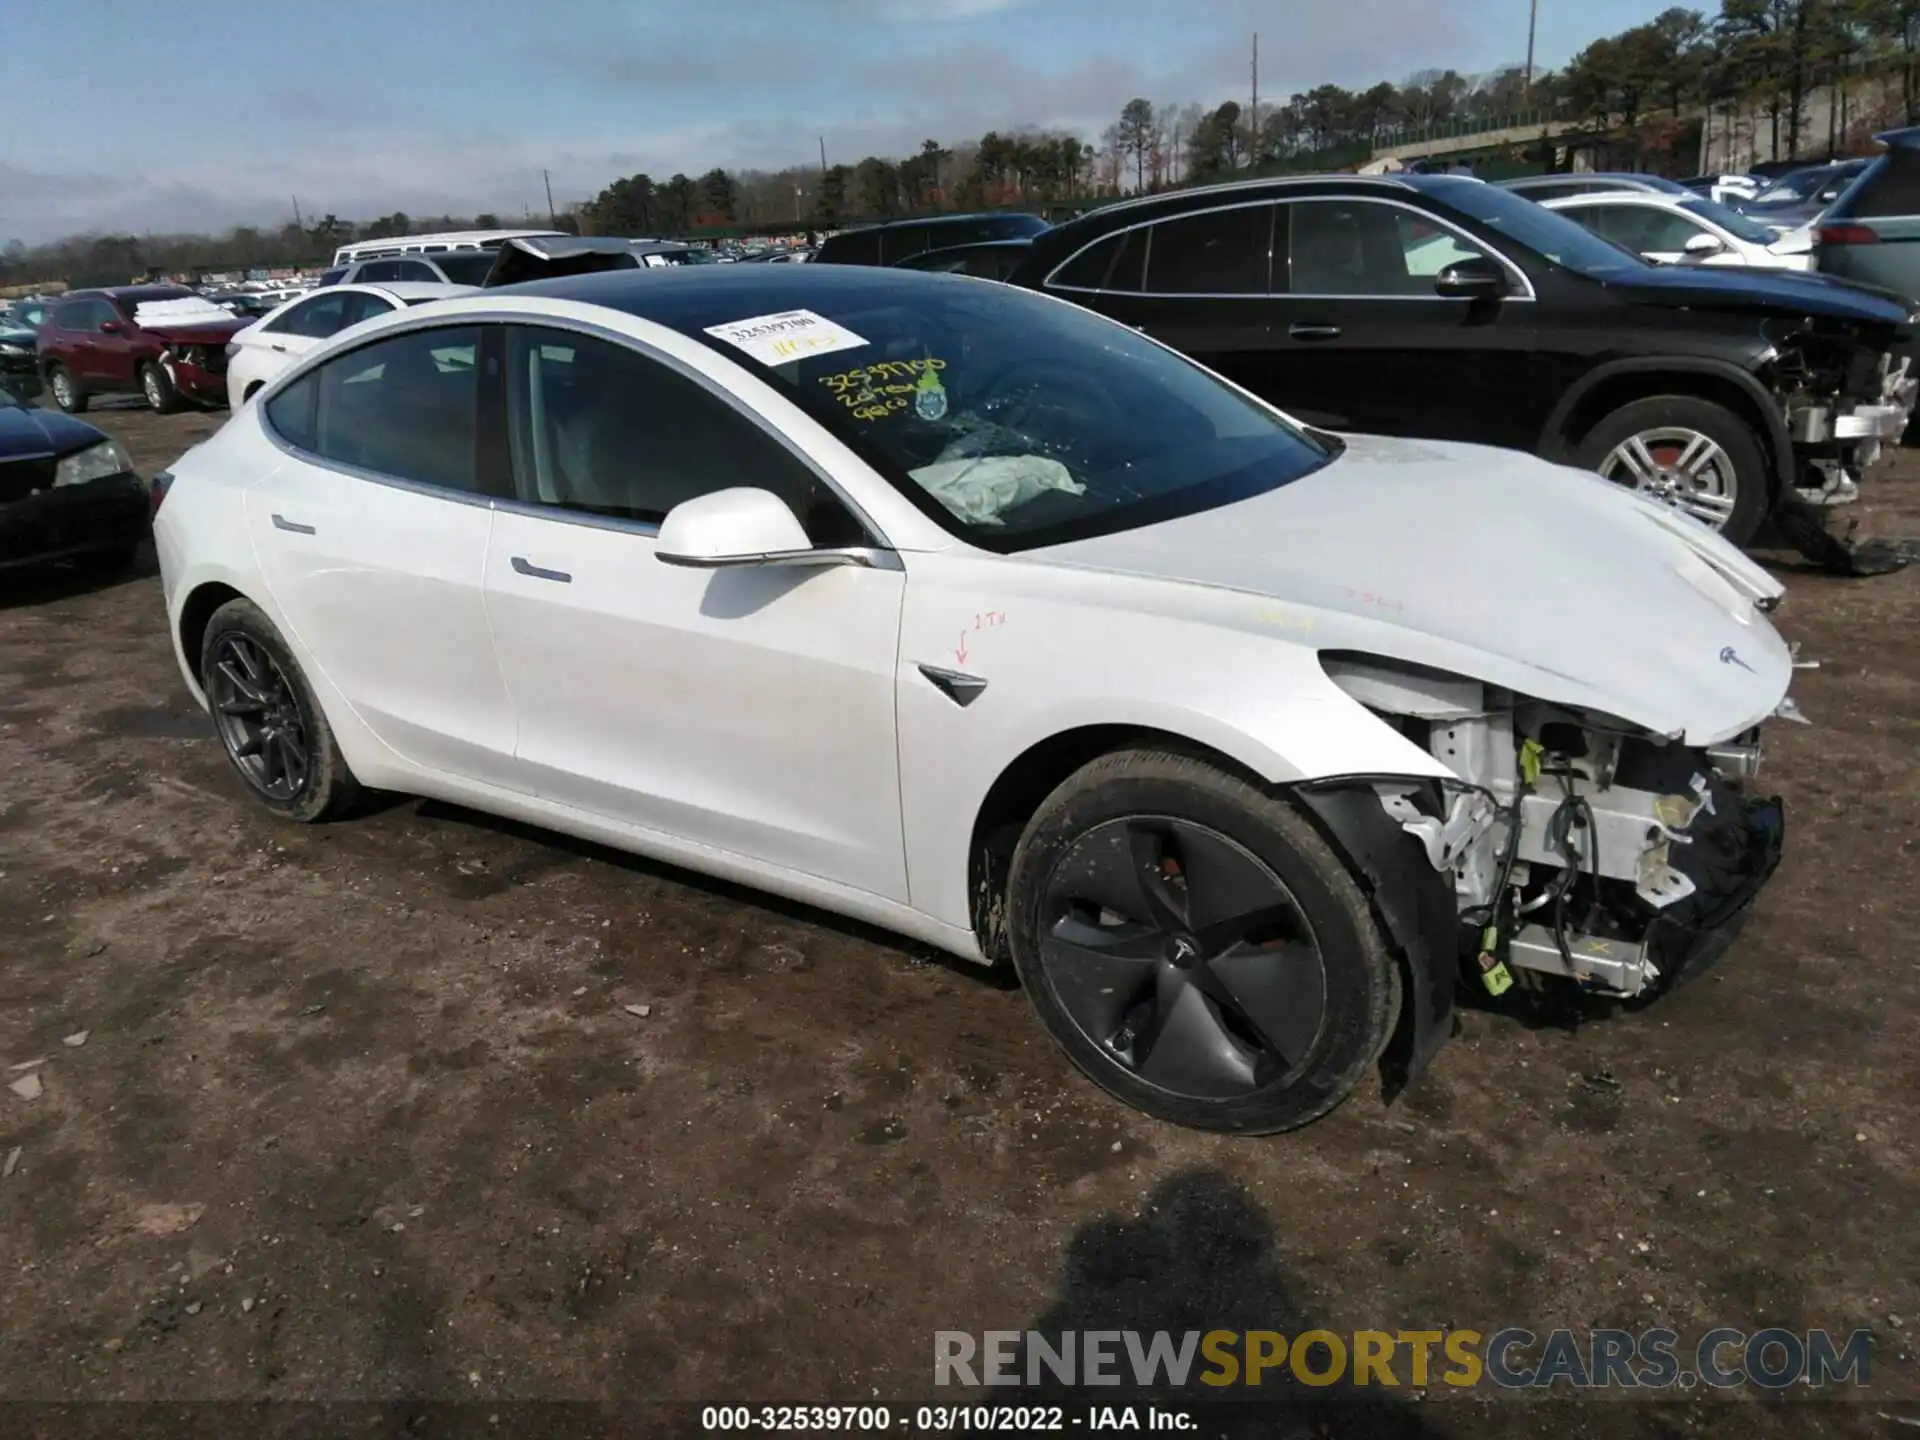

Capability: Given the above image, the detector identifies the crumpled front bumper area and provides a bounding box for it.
[1644,794,1786,991]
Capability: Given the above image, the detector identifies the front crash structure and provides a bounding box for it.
[1303,654,1787,1075]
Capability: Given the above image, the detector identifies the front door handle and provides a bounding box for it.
[1287,324,1343,341]
[511,555,572,584]
[270,343,287,353]
[271,513,316,534]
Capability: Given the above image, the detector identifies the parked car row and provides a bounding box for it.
[814,173,1916,563]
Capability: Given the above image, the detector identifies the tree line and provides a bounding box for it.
[8,1,1920,285]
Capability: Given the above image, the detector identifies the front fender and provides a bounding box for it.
[896,558,1450,933]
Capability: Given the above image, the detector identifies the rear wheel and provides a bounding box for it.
[140,361,179,414]
[47,365,87,413]
[1005,750,1400,1133]
[201,598,361,823]
[1574,395,1769,545]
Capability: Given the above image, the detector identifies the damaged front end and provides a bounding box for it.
[1299,654,1791,1083]
[154,337,231,406]
[1768,314,1920,573]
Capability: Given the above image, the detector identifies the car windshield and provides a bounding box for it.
[692,278,1337,551]
[1433,183,1648,279]
[1750,167,1832,204]
[430,252,496,285]
[1679,197,1778,245]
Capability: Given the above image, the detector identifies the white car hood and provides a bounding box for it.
[1034,434,1791,745]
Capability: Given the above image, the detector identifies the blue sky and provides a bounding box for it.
[2,0,1668,243]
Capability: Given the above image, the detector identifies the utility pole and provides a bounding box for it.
[543,169,557,227]
[819,136,828,175]
[1523,0,1538,103]
[291,194,304,231]
[1250,33,1259,168]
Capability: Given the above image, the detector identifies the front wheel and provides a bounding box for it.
[201,598,361,823]
[1573,395,1769,546]
[140,361,179,414]
[47,365,87,413]
[1005,750,1400,1133]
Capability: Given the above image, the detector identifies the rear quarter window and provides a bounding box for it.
[1843,152,1920,219]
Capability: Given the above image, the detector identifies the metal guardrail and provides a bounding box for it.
[1372,107,1572,149]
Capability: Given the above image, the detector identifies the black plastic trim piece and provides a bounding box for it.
[1293,778,1458,1095]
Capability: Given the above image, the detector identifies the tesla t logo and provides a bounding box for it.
[1170,936,1200,964]
[1720,646,1756,674]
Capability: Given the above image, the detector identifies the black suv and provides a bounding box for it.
[1010,174,1916,555]
[816,212,1050,268]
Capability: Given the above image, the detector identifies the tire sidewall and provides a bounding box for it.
[201,601,342,823]
[1574,395,1769,546]
[141,362,175,413]
[1007,763,1394,1133]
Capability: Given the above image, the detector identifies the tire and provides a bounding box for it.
[200,598,361,823]
[1572,395,1770,546]
[47,365,87,413]
[1005,749,1401,1134]
[140,361,179,415]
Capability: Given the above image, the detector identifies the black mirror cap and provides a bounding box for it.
[1433,257,1509,299]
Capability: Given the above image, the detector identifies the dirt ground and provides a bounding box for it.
[1,398,1916,1437]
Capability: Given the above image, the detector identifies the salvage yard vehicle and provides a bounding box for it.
[0,379,147,572]
[155,266,1797,1133]
[1541,190,1815,271]
[815,212,1051,267]
[0,312,42,400]
[1496,172,1694,202]
[1813,127,1920,305]
[1009,173,1918,558]
[37,286,246,414]
[224,281,475,409]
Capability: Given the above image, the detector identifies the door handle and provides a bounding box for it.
[511,555,572,584]
[271,513,316,534]
[270,343,287,353]
[1287,324,1343,341]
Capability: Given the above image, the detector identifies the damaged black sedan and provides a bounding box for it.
[1011,173,1917,567]
[0,381,148,574]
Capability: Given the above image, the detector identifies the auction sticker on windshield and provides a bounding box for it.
[704,309,867,366]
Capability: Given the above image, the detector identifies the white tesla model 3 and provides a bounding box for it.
[153,266,1794,1132]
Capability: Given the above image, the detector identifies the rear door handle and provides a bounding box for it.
[271,513,316,534]
[1287,324,1343,341]
[270,343,287,353]
[511,555,572,584]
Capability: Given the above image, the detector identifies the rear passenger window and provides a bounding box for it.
[267,325,486,494]
[1850,153,1920,218]
[1144,206,1273,294]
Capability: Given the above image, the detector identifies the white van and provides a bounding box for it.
[329,228,567,268]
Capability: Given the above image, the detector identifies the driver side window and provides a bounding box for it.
[500,326,866,545]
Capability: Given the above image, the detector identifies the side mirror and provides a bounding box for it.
[98,320,121,334]
[1432,256,1508,300]
[656,487,867,570]
[1682,232,1725,259]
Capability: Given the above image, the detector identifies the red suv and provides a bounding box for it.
[39,285,246,414]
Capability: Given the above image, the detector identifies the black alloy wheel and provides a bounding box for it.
[1006,750,1399,1133]
[206,631,312,802]
[1038,816,1328,1100]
